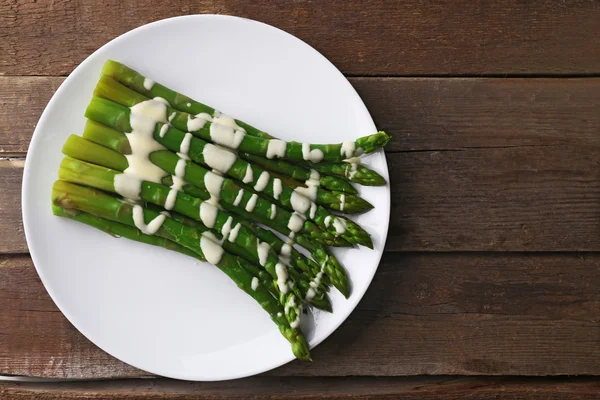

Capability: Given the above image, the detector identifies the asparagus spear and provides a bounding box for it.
[95,71,390,162]
[59,155,330,310]
[64,134,350,297]
[84,97,371,247]
[238,152,358,194]
[52,181,310,360]
[79,112,348,248]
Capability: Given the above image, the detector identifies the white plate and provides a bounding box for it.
[22,15,390,381]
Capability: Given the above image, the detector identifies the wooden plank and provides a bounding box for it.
[353,78,600,152]
[1,1,600,76]
[4,139,600,252]
[1,377,599,400]
[2,253,598,378]
[0,159,25,253]
[0,77,63,155]
[2,77,600,154]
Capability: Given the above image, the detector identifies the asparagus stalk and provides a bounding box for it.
[64,134,350,297]
[59,155,330,310]
[84,97,371,247]
[96,70,390,162]
[238,152,358,194]
[52,180,310,360]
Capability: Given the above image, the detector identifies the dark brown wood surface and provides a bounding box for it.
[3,252,599,378]
[1,1,599,399]
[2,1,600,76]
[2,377,599,400]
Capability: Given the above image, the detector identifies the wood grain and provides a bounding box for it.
[0,159,25,253]
[2,253,598,378]
[2,377,599,400]
[2,76,600,154]
[1,1,600,76]
[0,77,63,155]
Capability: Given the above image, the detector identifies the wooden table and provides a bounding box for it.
[1,1,599,399]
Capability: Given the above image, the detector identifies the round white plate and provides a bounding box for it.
[22,15,390,381]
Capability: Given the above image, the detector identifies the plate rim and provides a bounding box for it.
[21,14,391,380]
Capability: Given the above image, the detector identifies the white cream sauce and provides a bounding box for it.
[253,171,270,192]
[209,122,245,149]
[242,165,254,183]
[187,112,212,132]
[251,277,259,291]
[257,240,270,266]
[272,178,283,200]
[199,202,218,228]
[287,212,306,233]
[115,113,167,199]
[266,139,286,159]
[275,262,289,294]
[332,217,347,235]
[228,223,242,243]
[309,202,317,219]
[290,191,311,214]
[340,141,355,159]
[164,175,185,211]
[233,189,245,206]
[114,174,142,200]
[179,132,193,155]
[203,143,237,173]
[168,112,177,123]
[132,205,166,235]
[220,216,234,242]
[339,194,346,212]
[174,158,187,178]
[143,78,155,90]
[301,143,324,163]
[270,204,277,219]
[324,215,332,227]
[212,111,243,130]
[130,99,168,122]
[245,193,259,212]
[159,124,169,138]
[200,233,224,264]
[204,171,225,199]
[346,162,359,180]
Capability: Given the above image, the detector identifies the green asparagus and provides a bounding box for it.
[52,180,310,360]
